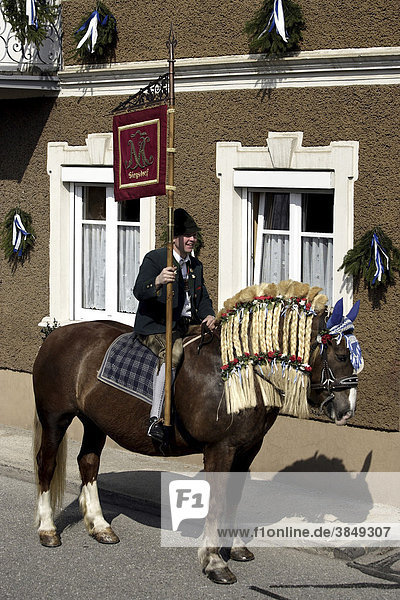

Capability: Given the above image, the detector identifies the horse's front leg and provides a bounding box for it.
[198,443,238,584]
[78,417,119,544]
[228,440,264,563]
[79,481,119,543]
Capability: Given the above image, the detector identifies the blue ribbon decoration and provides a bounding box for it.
[76,10,110,53]
[12,213,31,257]
[76,10,109,33]
[76,10,97,33]
[369,233,390,285]
[26,0,38,30]
[259,0,288,43]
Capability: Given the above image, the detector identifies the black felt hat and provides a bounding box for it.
[174,208,200,236]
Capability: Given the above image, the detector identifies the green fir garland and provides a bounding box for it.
[1,207,36,267]
[339,227,400,288]
[245,0,305,56]
[73,2,117,61]
[1,0,59,47]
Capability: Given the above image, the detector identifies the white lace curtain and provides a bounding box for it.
[302,236,333,301]
[259,193,333,302]
[118,226,139,313]
[82,224,140,313]
[82,224,106,310]
[260,233,289,282]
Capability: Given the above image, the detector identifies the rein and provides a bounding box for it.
[182,323,215,354]
[310,342,358,412]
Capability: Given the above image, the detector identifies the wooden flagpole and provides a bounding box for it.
[164,25,177,428]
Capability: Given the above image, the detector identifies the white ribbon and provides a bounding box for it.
[12,213,30,256]
[259,0,288,43]
[26,0,38,28]
[371,233,390,284]
[76,11,99,53]
[273,0,288,42]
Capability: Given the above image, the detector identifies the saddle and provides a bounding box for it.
[97,325,215,404]
[97,333,157,404]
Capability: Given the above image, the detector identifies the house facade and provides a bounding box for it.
[1,1,399,471]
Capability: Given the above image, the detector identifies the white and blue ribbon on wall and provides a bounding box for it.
[12,213,31,257]
[76,10,109,54]
[259,0,288,43]
[26,0,38,29]
[370,232,390,285]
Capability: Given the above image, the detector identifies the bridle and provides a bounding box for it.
[310,339,358,413]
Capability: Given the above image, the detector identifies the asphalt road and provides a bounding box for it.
[1,470,400,600]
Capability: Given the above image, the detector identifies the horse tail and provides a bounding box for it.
[33,411,67,515]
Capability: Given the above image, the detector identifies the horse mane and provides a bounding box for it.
[217,280,328,418]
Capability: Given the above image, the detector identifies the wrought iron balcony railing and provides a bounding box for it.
[0,6,62,74]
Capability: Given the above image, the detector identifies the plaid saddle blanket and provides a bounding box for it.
[97,333,157,405]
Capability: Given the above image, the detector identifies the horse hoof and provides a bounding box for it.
[92,527,120,544]
[206,567,237,585]
[230,547,255,562]
[39,530,61,547]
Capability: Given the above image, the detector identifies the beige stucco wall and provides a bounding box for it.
[1,85,399,429]
[62,0,400,64]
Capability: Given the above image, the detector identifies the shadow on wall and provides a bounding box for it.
[0,97,57,183]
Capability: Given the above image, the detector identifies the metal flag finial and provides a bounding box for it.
[167,23,177,56]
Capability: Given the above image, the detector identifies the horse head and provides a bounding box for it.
[308,298,363,426]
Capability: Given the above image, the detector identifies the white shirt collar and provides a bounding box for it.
[173,249,190,265]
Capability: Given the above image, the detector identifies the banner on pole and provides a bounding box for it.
[113,105,167,201]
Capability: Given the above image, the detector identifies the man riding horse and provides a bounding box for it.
[133,208,216,443]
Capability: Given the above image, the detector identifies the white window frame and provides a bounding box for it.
[44,133,155,327]
[216,132,358,312]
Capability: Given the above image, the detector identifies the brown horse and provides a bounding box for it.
[32,283,361,585]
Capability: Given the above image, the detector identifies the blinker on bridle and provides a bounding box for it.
[310,336,358,414]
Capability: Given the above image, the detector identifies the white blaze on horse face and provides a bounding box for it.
[36,491,56,531]
[79,482,111,535]
[348,387,357,415]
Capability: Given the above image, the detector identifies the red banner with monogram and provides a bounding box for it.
[113,105,167,201]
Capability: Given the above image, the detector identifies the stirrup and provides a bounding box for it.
[147,417,165,443]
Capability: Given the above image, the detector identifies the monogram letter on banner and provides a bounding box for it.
[113,105,167,202]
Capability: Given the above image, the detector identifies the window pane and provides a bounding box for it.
[302,236,333,302]
[260,233,289,283]
[118,200,140,222]
[302,193,333,233]
[82,187,106,220]
[82,224,106,309]
[118,226,140,313]
[264,193,289,230]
